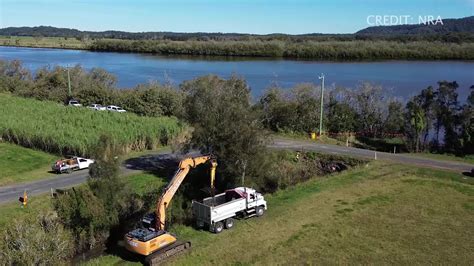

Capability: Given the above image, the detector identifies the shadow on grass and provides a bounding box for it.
[462,171,474,178]
[352,136,408,153]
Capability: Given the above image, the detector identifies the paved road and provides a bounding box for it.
[0,166,141,204]
[270,138,474,173]
[0,139,472,204]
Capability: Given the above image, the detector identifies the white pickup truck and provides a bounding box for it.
[192,187,267,233]
[51,156,95,174]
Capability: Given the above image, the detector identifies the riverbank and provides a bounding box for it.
[2,36,474,61]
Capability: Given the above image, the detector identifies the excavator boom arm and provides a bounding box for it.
[155,155,217,230]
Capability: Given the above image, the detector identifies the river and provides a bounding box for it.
[0,46,472,100]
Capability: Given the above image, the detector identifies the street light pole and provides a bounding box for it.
[318,73,325,136]
[67,67,72,97]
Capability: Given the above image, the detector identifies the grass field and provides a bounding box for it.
[126,173,166,195]
[0,94,184,156]
[87,161,474,265]
[0,194,52,230]
[0,142,57,186]
[408,152,474,165]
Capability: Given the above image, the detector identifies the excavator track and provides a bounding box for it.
[144,241,191,265]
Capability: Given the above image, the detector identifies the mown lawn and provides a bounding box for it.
[0,142,57,186]
[408,152,474,165]
[87,161,474,265]
[0,194,52,230]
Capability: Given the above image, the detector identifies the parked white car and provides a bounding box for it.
[88,103,106,111]
[107,105,127,113]
[68,99,82,107]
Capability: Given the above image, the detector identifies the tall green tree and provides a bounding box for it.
[0,60,32,93]
[181,75,268,187]
[258,88,298,132]
[326,94,357,133]
[406,99,427,152]
[384,100,405,134]
[414,86,436,147]
[351,83,385,137]
[434,81,460,150]
[459,86,474,154]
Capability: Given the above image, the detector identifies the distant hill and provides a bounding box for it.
[0,16,473,41]
[357,16,474,35]
[0,26,256,41]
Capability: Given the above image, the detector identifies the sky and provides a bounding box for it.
[0,0,473,34]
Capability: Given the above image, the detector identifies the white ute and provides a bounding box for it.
[192,187,267,233]
[51,156,95,174]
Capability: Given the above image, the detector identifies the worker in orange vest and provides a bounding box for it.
[19,190,27,207]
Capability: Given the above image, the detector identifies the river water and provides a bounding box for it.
[0,46,472,100]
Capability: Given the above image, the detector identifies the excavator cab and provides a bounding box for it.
[141,213,157,230]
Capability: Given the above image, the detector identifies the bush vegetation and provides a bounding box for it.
[0,212,75,265]
[89,39,474,60]
[0,60,185,118]
[53,136,144,255]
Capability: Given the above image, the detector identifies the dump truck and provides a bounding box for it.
[51,156,94,174]
[192,187,267,233]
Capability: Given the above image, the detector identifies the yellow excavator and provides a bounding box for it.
[124,155,217,265]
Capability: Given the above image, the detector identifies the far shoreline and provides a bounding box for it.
[1,35,474,62]
[2,44,474,63]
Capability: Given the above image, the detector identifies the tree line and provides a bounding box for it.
[88,39,474,60]
[258,82,473,155]
[1,59,472,156]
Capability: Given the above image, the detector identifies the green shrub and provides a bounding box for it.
[0,212,75,264]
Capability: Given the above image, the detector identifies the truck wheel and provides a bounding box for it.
[67,168,73,174]
[225,218,234,229]
[256,206,265,217]
[213,222,224,234]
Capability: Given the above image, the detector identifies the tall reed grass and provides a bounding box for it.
[0,94,184,156]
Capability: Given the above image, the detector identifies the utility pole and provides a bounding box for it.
[67,66,72,97]
[318,73,325,136]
